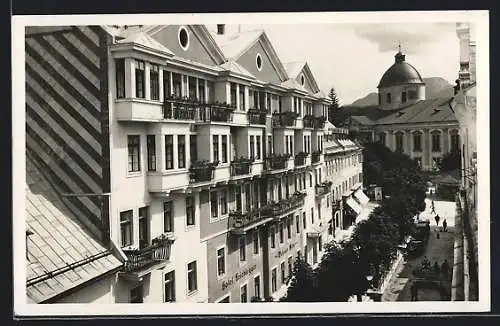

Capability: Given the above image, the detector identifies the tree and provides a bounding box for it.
[438,149,461,172]
[328,87,346,126]
[281,254,317,302]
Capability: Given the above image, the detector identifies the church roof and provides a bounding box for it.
[378,52,424,88]
[375,98,456,125]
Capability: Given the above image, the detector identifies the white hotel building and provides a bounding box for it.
[24,24,365,303]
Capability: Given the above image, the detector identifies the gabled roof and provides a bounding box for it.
[375,98,457,125]
[280,78,309,94]
[212,30,289,82]
[26,157,122,303]
[283,61,321,94]
[116,31,175,56]
[220,60,255,79]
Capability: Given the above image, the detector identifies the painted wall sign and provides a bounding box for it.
[274,241,297,259]
[221,264,257,291]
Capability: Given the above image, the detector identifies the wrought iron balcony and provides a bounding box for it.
[315,181,332,197]
[230,158,253,176]
[266,154,291,170]
[247,108,267,125]
[122,234,174,273]
[303,115,315,128]
[262,192,307,218]
[311,151,322,163]
[294,152,308,166]
[189,160,218,183]
[163,96,198,120]
[272,111,298,127]
[229,208,273,235]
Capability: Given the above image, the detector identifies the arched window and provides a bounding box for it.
[395,131,404,153]
[431,130,441,152]
[378,132,386,146]
[450,130,460,151]
[413,131,422,152]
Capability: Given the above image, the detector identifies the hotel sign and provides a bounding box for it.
[274,242,297,259]
[221,264,257,291]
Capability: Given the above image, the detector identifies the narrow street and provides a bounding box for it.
[382,198,456,301]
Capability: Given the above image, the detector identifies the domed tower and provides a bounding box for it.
[377,48,426,110]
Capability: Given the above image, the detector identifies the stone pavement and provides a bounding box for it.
[381,199,456,301]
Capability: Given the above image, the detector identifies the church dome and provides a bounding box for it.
[378,52,424,88]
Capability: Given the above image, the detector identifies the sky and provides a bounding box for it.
[212,23,460,105]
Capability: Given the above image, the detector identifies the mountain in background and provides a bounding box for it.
[349,77,454,107]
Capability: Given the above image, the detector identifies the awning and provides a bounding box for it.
[354,189,370,206]
[307,223,327,238]
[345,196,362,215]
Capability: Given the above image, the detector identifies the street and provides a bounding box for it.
[382,198,456,301]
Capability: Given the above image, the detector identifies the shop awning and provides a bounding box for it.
[345,196,362,215]
[354,189,370,206]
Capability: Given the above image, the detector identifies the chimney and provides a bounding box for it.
[217,24,225,35]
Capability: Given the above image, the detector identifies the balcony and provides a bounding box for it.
[163,96,198,120]
[315,181,332,198]
[189,160,218,184]
[266,154,291,171]
[247,108,267,125]
[312,151,322,164]
[262,192,307,219]
[229,209,274,235]
[197,103,235,123]
[115,99,163,121]
[303,115,315,128]
[230,157,253,177]
[272,111,298,128]
[314,116,327,129]
[294,152,308,167]
[121,234,175,280]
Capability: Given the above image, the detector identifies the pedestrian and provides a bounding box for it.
[435,214,440,226]
[442,218,448,232]
[410,282,419,301]
[441,260,450,280]
[433,261,441,276]
[431,200,436,214]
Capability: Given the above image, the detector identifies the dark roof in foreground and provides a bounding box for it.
[26,156,122,303]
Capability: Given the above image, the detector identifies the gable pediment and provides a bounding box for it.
[296,63,320,94]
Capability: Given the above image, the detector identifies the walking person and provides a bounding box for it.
[430,200,436,214]
[441,259,450,281]
[410,282,419,301]
[442,218,448,232]
[434,214,440,227]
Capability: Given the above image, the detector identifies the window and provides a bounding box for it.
[163,201,173,233]
[164,271,175,302]
[239,236,246,262]
[280,262,286,284]
[178,135,186,168]
[296,215,300,233]
[451,130,460,150]
[395,132,404,153]
[189,78,196,99]
[253,231,259,255]
[240,284,248,303]
[172,73,182,97]
[217,247,225,276]
[220,189,228,215]
[319,236,323,251]
[221,135,228,163]
[190,135,197,163]
[186,196,195,226]
[256,135,261,160]
[386,93,391,104]
[309,174,312,187]
[115,59,125,98]
[120,210,133,247]
[302,212,306,229]
[402,91,407,103]
[288,256,293,278]
[230,83,237,107]
[289,136,293,156]
[135,60,145,98]
[130,285,143,303]
[150,64,159,100]
[267,135,272,156]
[187,261,198,293]
[409,90,417,99]
[287,218,292,239]
[311,208,314,224]
[270,227,276,248]
[147,135,156,171]
[249,136,255,159]
[235,186,242,212]
[127,135,141,172]
[245,183,252,211]
[254,276,261,298]
[256,53,262,71]
[279,223,284,243]
[239,86,245,110]
[138,207,149,249]
[178,27,189,50]
[413,132,422,152]
[253,182,259,209]
[211,191,219,218]
[213,135,219,162]
[165,135,174,170]
[271,268,277,293]
[432,131,441,152]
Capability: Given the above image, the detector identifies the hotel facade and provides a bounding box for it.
[24,24,364,303]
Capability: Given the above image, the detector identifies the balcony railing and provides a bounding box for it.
[266,154,291,170]
[262,192,307,218]
[230,157,253,176]
[294,152,308,166]
[272,111,298,127]
[303,115,315,128]
[229,208,272,234]
[247,108,267,125]
[163,96,236,122]
[122,234,174,273]
[315,181,332,197]
[312,151,322,163]
[189,160,218,183]
[197,105,234,123]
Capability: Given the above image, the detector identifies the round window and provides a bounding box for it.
[178,27,189,50]
[256,53,262,71]
[301,75,305,86]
